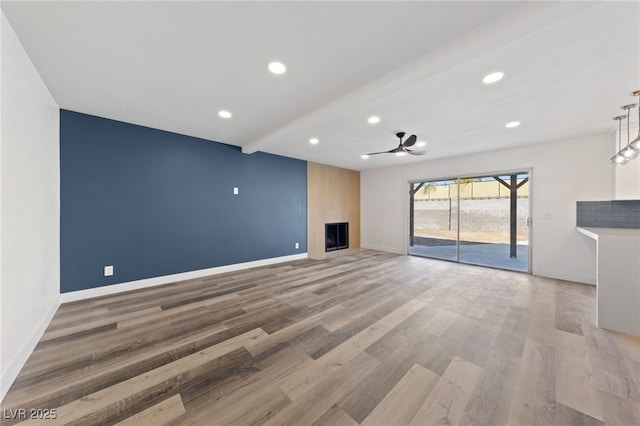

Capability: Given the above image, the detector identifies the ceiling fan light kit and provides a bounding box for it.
[609,90,640,165]
[364,131,427,158]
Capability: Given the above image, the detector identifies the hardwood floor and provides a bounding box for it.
[2,250,639,425]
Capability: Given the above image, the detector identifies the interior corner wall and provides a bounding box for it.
[307,162,360,259]
[361,134,612,285]
[1,12,60,401]
[60,110,307,293]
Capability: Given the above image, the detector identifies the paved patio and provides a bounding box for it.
[408,239,529,272]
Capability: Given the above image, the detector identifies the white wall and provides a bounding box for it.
[361,134,612,285]
[1,12,60,401]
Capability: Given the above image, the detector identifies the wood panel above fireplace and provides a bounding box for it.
[307,162,360,259]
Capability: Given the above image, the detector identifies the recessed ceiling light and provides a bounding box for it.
[368,116,380,125]
[416,141,427,148]
[309,138,319,145]
[361,154,369,159]
[218,110,232,119]
[482,72,504,84]
[395,151,406,157]
[505,121,521,128]
[268,61,286,75]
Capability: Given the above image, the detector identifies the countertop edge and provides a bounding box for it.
[576,226,640,238]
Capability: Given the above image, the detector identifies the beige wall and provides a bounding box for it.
[307,162,360,259]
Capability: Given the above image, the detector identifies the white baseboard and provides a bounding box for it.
[535,268,596,285]
[360,243,406,255]
[60,253,308,303]
[1,294,60,402]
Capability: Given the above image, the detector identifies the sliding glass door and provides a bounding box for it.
[408,179,458,261]
[409,171,530,272]
[458,173,529,271]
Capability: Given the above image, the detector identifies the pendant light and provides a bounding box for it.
[626,90,640,154]
[618,103,638,159]
[610,115,628,165]
[609,90,640,165]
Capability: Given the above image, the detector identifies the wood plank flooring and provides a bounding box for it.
[2,250,639,425]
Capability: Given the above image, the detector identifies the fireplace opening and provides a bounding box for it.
[325,222,349,252]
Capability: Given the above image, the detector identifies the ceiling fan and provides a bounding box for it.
[365,132,427,156]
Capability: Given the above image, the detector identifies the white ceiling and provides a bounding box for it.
[2,1,639,171]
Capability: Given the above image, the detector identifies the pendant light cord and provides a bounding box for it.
[627,106,631,143]
[619,118,622,150]
[638,102,640,138]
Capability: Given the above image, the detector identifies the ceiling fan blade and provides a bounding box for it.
[365,133,420,156]
[403,134,417,147]
[365,149,395,155]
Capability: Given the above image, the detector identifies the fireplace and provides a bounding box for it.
[325,222,349,252]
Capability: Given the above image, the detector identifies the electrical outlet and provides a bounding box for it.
[295,242,299,249]
[104,265,113,276]
[233,187,239,195]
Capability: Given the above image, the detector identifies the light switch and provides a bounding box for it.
[233,187,239,195]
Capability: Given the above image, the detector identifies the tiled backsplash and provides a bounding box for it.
[576,200,640,229]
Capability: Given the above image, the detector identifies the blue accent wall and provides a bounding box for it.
[60,110,307,293]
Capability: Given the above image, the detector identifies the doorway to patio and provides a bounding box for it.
[408,171,530,272]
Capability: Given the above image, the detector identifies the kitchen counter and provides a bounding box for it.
[577,227,640,336]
